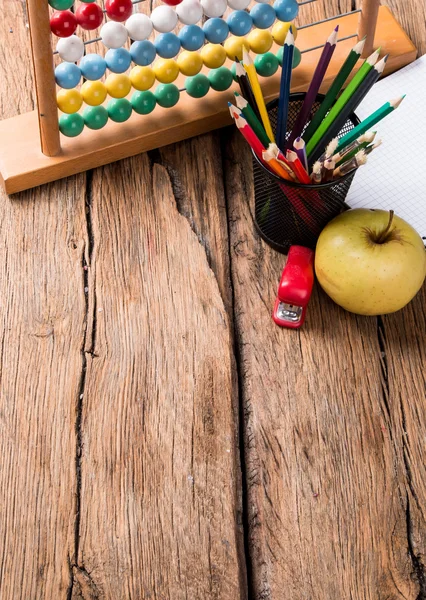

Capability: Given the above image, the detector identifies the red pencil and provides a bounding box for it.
[286,150,311,184]
[229,103,264,158]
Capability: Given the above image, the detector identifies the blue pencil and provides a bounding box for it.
[276,27,295,150]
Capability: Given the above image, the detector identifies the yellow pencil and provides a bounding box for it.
[242,50,275,143]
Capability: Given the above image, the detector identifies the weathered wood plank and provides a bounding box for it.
[73,153,246,598]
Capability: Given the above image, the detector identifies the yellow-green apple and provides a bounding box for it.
[315,209,426,315]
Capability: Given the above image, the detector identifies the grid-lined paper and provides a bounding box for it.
[347,55,426,237]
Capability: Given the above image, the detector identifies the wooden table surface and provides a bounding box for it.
[1,1,425,598]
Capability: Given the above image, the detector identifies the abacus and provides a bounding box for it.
[0,0,416,194]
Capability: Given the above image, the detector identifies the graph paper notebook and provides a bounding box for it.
[347,54,426,238]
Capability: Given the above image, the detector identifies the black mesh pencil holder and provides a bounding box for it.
[253,93,360,254]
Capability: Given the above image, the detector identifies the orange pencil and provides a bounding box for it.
[262,146,294,181]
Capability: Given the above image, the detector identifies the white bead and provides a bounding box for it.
[150,6,178,33]
[56,35,84,63]
[100,21,128,49]
[227,0,251,7]
[176,0,204,25]
[125,13,153,41]
[200,0,227,18]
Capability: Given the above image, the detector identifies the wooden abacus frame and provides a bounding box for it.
[0,0,416,194]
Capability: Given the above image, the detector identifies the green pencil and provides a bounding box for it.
[335,95,405,151]
[306,47,381,157]
[234,91,270,148]
[303,37,367,144]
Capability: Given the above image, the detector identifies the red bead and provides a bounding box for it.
[75,2,104,30]
[162,0,183,5]
[105,0,133,22]
[50,10,78,37]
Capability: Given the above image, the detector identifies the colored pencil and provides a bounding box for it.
[242,50,275,143]
[364,139,382,156]
[302,37,366,143]
[322,158,335,182]
[332,131,376,163]
[335,95,405,151]
[267,143,297,179]
[333,149,367,178]
[276,27,295,149]
[286,150,311,184]
[234,59,261,121]
[325,138,338,159]
[306,47,381,157]
[229,103,264,157]
[311,161,323,183]
[262,146,294,181]
[293,137,308,171]
[307,54,388,163]
[286,25,339,148]
[234,92,270,148]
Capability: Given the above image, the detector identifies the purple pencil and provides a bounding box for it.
[293,137,308,171]
[286,25,339,149]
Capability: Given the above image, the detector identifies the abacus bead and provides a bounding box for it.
[163,0,183,5]
[101,21,128,48]
[271,20,297,45]
[55,62,81,89]
[59,113,84,137]
[177,50,203,75]
[203,18,229,44]
[131,90,157,114]
[84,105,109,130]
[151,6,178,33]
[49,0,74,10]
[254,51,278,76]
[247,29,273,54]
[185,74,210,98]
[125,13,153,41]
[130,40,156,66]
[105,73,132,98]
[227,0,250,10]
[208,66,233,91]
[57,88,83,113]
[56,35,84,62]
[200,0,227,17]
[227,11,253,36]
[276,45,283,65]
[200,43,226,68]
[79,54,107,80]
[273,0,299,22]
[80,0,97,3]
[178,25,204,51]
[81,80,108,105]
[105,48,132,73]
[75,2,104,30]
[50,10,78,37]
[108,98,133,122]
[292,46,301,68]
[154,33,181,59]
[154,83,180,107]
[153,58,179,83]
[249,4,276,29]
[105,0,133,22]
[176,0,203,25]
[130,65,156,90]
[223,35,249,60]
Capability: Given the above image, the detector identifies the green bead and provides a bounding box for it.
[208,67,233,92]
[131,91,157,115]
[154,83,180,108]
[59,113,84,137]
[276,46,283,66]
[292,47,302,69]
[230,62,238,82]
[49,0,74,8]
[185,74,210,98]
[84,106,108,130]
[254,52,279,77]
[107,98,132,123]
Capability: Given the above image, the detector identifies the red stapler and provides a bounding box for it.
[273,246,315,329]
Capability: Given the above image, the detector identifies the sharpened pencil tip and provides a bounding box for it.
[334,25,339,31]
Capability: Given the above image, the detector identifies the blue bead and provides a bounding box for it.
[249,4,276,29]
[178,25,205,51]
[273,0,299,22]
[130,40,157,66]
[227,10,253,36]
[55,62,81,89]
[105,48,132,74]
[154,32,181,59]
[203,18,229,44]
[79,54,107,81]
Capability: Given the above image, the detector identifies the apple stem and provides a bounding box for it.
[376,210,395,244]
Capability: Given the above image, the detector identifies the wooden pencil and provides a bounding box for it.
[242,50,275,143]
[234,92,270,148]
[332,131,376,163]
[276,27,295,150]
[322,158,335,182]
[311,160,323,183]
[234,59,261,121]
[286,150,311,184]
[293,137,308,171]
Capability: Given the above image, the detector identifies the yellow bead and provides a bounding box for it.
[200,43,227,69]
[153,58,180,83]
[57,88,83,114]
[271,21,298,46]
[177,50,203,76]
[81,80,108,106]
[223,36,250,61]
[130,66,155,91]
[105,74,132,99]
[247,29,273,55]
